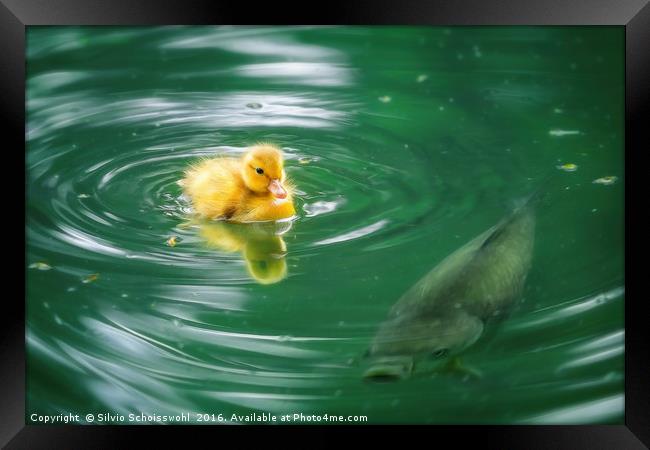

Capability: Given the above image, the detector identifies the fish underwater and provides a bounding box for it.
[363,197,537,382]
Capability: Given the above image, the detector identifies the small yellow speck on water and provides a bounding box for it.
[298,157,311,165]
[82,273,99,284]
[167,236,178,247]
[557,163,578,172]
[416,74,428,83]
[378,95,391,103]
[593,176,618,185]
[29,262,52,271]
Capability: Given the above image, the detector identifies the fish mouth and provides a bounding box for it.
[362,356,413,382]
[363,366,406,383]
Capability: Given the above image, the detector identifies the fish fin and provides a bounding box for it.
[481,175,550,251]
[439,356,483,380]
[479,222,508,250]
[414,357,483,381]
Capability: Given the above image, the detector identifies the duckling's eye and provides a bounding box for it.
[431,349,448,359]
[255,167,264,175]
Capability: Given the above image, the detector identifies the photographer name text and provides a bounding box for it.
[30,412,368,424]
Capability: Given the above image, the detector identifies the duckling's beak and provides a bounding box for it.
[268,179,287,199]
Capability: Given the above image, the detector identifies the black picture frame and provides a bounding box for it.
[3,1,647,448]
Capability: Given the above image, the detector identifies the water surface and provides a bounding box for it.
[27,26,624,424]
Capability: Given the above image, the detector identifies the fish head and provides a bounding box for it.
[362,311,484,382]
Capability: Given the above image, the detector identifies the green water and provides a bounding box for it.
[26,26,624,424]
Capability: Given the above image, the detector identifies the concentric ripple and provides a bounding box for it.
[27,26,624,424]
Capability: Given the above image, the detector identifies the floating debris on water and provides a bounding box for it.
[298,157,312,165]
[593,176,618,185]
[246,102,263,109]
[166,236,178,247]
[29,262,52,271]
[557,163,578,172]
[549,129,581,137]
[77,193,90,199]
[378,95,392,103]
[82,273,99,284]
[416,74,428,83]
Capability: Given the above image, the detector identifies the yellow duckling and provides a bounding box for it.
[180,144,296,222]
[198,221,290,284]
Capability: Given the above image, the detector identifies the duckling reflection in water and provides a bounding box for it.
[196,220,292,285]
[363,197,536,382]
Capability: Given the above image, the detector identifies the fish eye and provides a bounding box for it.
[255,167,264,175]
[431,349,448,359]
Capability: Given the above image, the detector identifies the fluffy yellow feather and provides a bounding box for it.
[180,144,296,222]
